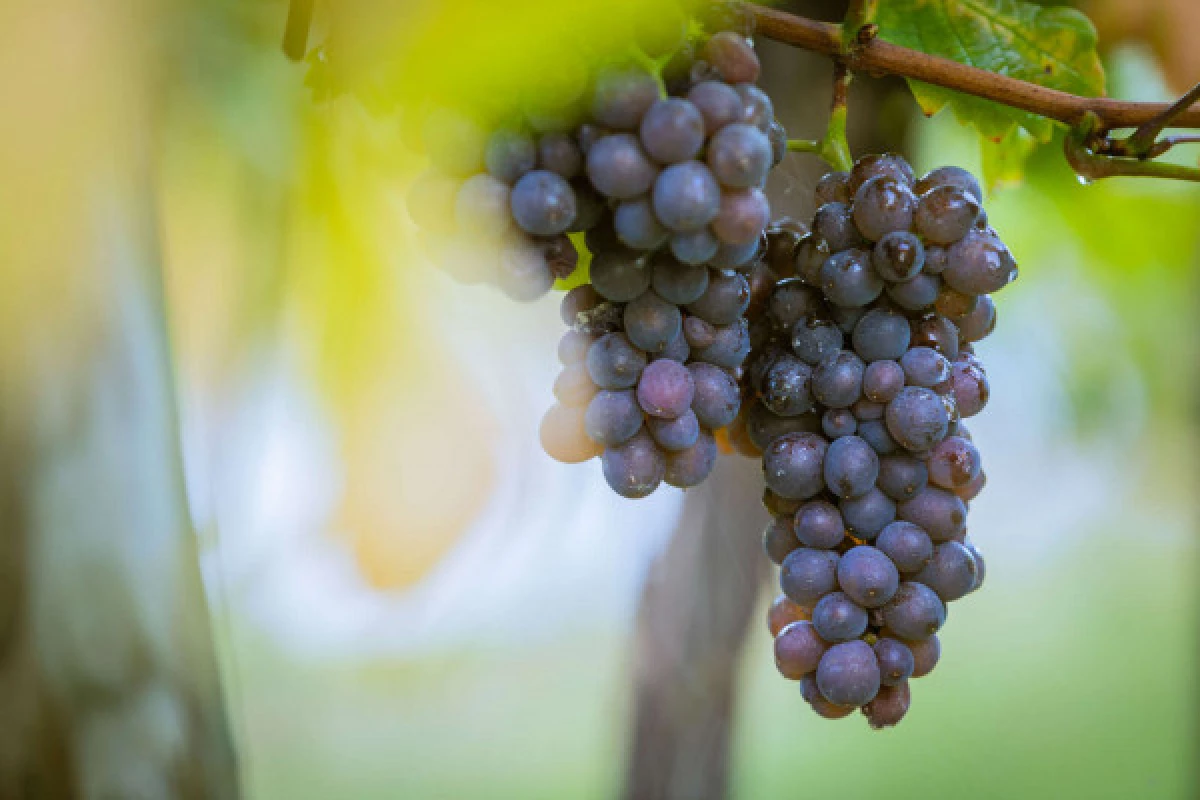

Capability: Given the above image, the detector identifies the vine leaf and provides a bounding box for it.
[875,0,1106,143]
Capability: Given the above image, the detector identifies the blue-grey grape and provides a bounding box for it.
[813,592,868,643]
[816,640,881,707]
[636,358,694,418]
[780,547,840,607]
[763,432,828,499]
[875,520,934,573]
[510,169,577,235]
[794,500,845,549]
[639,97,706,164]
[585,389,643,446]
[601,430,665,498]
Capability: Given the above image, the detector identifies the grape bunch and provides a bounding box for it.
[537,27,790,497]
[745,154,1015,727]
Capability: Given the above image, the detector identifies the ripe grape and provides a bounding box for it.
[856,418,899,456]
[510,170,577,235]
[537,132,583,178]
[837,545,899,608]
[639,97,706,164]
[713,188,771,245]
[914,185,980,244]
[591,66,660,129]
[688,271,752,327]
[943,229,1018,295]
[707,123,772,188]
[813,592,869,643]
[814,171,851,206]
[780,547,839,607]
[824,435,879,498]
[768,595,811,636]
[839,487,896,540]
[602,430,665,498]
[908,634,941,677]
[670,229,719,265]
[958,294,997,342]
[692,318,751,368]
[816,640,881,707]
[653,161,722,231]
[794,500,845,549]
[587,133,658,198]
[800,674,856,719]
[863,682,911,729]
[886,273,941,311]
[710,238,762,269]
[664,430,719,487]
[625,291,684,354]
[761,354,815,417]
[652,259,710,305]
[763,432,828,499]
[862,359,905,403]
[900,347,951,388]
[614,197,670,250]
[875,520,933,573]
[589,250,650,302]
[637,358,695,418]
[852,309,912,362]
[792,318,844,366]
[682,316,718,349]
[914,541,979,602]
[587,332,647,390]
[497,240,556,301]
[812,202,866,252]
[944,361,989,418]
[897,487,967,542]
[767,280,823,333]
[881,581,946,640]
[793,235,831,283]
[657,330,691,363]
[688,362,740,428]
[584,389,643,447]
[735,84,775,131]
[873,638,915,686]
[928,435,982,490]
[852,177,916,241]
[811,351,865,409]
[764,515,802,565]
[872,231,925,282]
[485,127,537,183]
[822,408,857,439]
[934,286,979,319]
[703,31,762,83]
[818,249,884,307]
[885,387,949,451]
[852,399,884,421]
[912,314,961,360]
[915,165,982,202]
[848,153,915,194]
[687,81,743,134]
[775,620,828,679]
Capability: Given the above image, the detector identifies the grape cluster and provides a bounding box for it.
[538,28,789,497]
[746,155,1015,727]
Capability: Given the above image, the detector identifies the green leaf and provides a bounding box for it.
[875,0,1106,143]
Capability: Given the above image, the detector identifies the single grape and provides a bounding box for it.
[639,97,706,164]
[794,500,845,549]
[900,347,951,388]
[814,171,852,206]
[958,294,996,343]
[862,359,905,403]
[602,430,665,498]
[584,389,643,447]
[885,387,949,452]
[881,581,945,640]
[496,240,555,301]
[768,595,812,637]
[816,640,881,707]
[687,81,743,134]
[693,318,752,368]
[763,432,828,500]
[688,363,740,429]
[540,403,602,464]
[614,197,669,250]
[908,634,941,677]
[712,238,763,269]
[558,330,596,365]
[837,545,900,608]
[876,452,929,501]
[653,160,722,232]
[454,173,513,239]
[669,229,719,265]
[800,674,856,719]
[510,170,577,235]
[915,165,982,202]
[857,418,899,456]
[912,314,961,360]
[897,487,967,542]
[686,270,751,325]
[945,361,989,418]
[928,435,982,490]
[922,244,949,274]
[793,235,831,284]
[764,514,802,565]
[840,488,896,540]
[954,469,987,504]
[637,358,695,418]
[591,65,660,129]
[713,188,770,245]
[934,286,979,319]
[762,354,815,417]
[852,309,912,362]
[774,620,828,680]
[554,363,598,408]
[813,592,869,643]
[589,250,649,303]
[848,153,915,195]
[706,123,772,188]
[702,31,761,83]
[664,430,718,488]
[886,273,941,311]
[875,520,934,573]
[651,259,709,305]
[764,218,809,274]
[822,408,857,439]
[791,318,844,366]
[872,230,925,282]
[914,185,980,244]
[586,133,658,199]
[767,279,823,333]
[862,681,911,729]
[819,249,884,307]
[568,180,607,232]
[656,329,691,363]
[812,202,866,252]
[587,332,647,390]
[873,638,915,686]
[914,541,979,603]
[537,132,583,178]
[735,84,775,131]
[780,547,840,608]
[824,436,879,499]
[625,291,684,354]
[943,230,1018,295]
[560,285,600,328]
[485,127,537,183]
[853,176,917,241]
[812,350,865,409]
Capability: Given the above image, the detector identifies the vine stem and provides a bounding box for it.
[748,3,1200,131]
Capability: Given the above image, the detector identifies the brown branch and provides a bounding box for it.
[749,3,1200,131]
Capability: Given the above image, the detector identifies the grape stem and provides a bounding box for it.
[748,3,1200,131]
[785,62,853,172]
[282,0,314,61]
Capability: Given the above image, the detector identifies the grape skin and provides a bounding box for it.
[706,123,772,188]
[591,66,660,129]
[485,128,538,183]
[852,309,911,362]
[886,273,941,312]
[852,177,916,241]
[822,408,857,439]
[652,259,710,305]
[780,547,840,607]
[687,81,743,134]
[768,595,811,637]
[837,545,899,609]
[875,520,934,573]
[848,153,915,194]
[703,31,762,84]
[824,435,879,499]
[692,318,751,368]
[881,581,946,640]
[872,231,925,283]
[664,430,718,488]
[637,358,695,419]
[915,165,982,202]
[800,674,856,719]
[792,319,844,366]
[625,291,684,354]
[455,174,515,239]
[943,230,1018,295]
[914,185,980,244]
[885,387,949,452]
[900,347,951,388]
[590,249,650,302]
[814,171,851,206]
[510,170,578,235]
[908,634,941,677]
[816,640,881,707]
[639,97,706,164]
[839,487,896,540]
[857,418,899,456]
[763,432,828,500]
[897,487,967,542]
[812,202,865,252]
[762,354,815,417]
[713,188,771,245]
[584,389,643,446]
[537,132,583,178]
[914,541,979,602]
[764,515,802,565]
[863,682,910,729]
[686,270,751,326]
[775,620,828,680]
[670,229,720,265]
[813,592,869,643]
[689,363,741,429]
[586,332,647,390]
[811,351,865,409]
[615,197,670,250]
[793,500,845,549]
[862,359,905,403]
[818,249,884,307]
[587,133,658,199]
[653,160,722,231]
[557,331,595,365]
[873,638,915,686]
[602,430,665,498]
[928,435,982,490]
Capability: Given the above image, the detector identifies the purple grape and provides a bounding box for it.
[767,279,823,333]
[664,429,718,488]
[914,541,979,602]
[688,362,740,429]
[735,83,775,132]
[763,432,828,499]
[537,132,583,178]
[872,230,925,282]
[792,319,844,366]
[848,153,915,194]
[762,354,815,417]
[886,273,941,311]
[686,270,750,325]
[455,173,512,238]
[794,500,845,549]
[852,309,912,362]
[639,97,706,164]
[863,682,911,729]
[840,487,896,540]
[764,515,802,564]
[652,259,709,305]
[586,133,658,199]
[615,197,670,250]
[852,176,917,241]
[852,399,884,421]
[908,634,941,677]
[812,350,865,409]
[706,123,772,188]
[876,456,929,502]
[589,249,650,302]
[585,389,643,446]
[928,435,982,490]
[881,581,945,640]
[602,430,665,498]
[485,128,537,184]
[875,520,934,573]
[814,171,851,206]
[958,294,996,342]
[656,330,690,363]
[943,230,1018,295]
[837,545,900,608]
[648,409,701,451]
[857,418,899,456]
[813,592,868,643]
[636,358,694,419]
[897,487,967,542]
[510,169,577,235]
[873,638,915,686]
[687,81,743,134]
[819,249,884,307]
[625,291,683,354]
[822,408,857,439]
[780,547,839,607]
[863,360,904,403]
[775,620,827,679]
[816,640,881,707]
[900,346,951,388]
[710,238,762,268]
[800,673,855,719]
[653,160,722,232]
[812,202,866,252]
[966,542,986,591]
[586,332,647,390]
[824,435,879,499]
[671,229,720,264]
[885,387,949,451]
[568,180,607,232]
[945,361,989,418]
[912,314,961,360]
[914,185,981,244]
[693,318,751,368]
[712,188,770,245]
[591,66,659,129]
[703,31,762,83]
[793,235,831,284]
[915,165,982,202]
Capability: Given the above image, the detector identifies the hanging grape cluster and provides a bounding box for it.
[747,154,1015,727]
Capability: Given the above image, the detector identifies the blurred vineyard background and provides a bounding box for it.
[0,0,1197,797]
